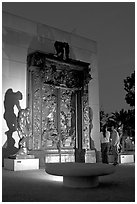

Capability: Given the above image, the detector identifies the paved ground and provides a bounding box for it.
[2,163,135,202]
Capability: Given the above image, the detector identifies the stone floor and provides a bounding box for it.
[2,163,135,202]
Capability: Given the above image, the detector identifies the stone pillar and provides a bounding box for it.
[75,90,85,162]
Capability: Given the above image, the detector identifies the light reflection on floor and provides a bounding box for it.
[37,170,63,183]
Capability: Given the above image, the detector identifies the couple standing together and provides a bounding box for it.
[100,124,121,166]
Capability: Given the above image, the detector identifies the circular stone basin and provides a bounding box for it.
[45,162,115,188]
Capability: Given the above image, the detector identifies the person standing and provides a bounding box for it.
[100,125,110,164]
[111,124,120,166]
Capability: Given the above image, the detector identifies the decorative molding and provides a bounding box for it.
[27,50,92,89]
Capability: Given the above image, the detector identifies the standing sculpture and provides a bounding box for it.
[10,108,33,158]
[17,108,32,154]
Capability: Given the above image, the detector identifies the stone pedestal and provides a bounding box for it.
[108,153,135,164]
[45,148,75,163]
[85,150,96,163]
[120,154,134,163]
[4,158,39,171]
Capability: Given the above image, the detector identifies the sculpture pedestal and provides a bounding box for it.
[85,150,96,163]
[120,154,134,163]
[108,153,135,164]
[4,158,39,171]
[45,148,75,163]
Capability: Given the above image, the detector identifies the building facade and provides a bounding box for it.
[2,12,100,166]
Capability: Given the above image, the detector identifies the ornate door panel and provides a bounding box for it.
[31,68,42,149]
[41,84,57,149]
[60,89,76,148]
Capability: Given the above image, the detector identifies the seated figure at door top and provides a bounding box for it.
[54,41,69,60]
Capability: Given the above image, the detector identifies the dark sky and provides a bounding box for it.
[2,2,135,113]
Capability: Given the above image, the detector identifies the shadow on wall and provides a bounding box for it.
[2,88,23,166]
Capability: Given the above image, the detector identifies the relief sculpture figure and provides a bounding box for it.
[14,108,32,158]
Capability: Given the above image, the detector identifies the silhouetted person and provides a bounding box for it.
[100,125,110,164]
[111,124,120,166]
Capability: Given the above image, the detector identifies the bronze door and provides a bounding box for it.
[27,52,91,162]
[28,69,77,151]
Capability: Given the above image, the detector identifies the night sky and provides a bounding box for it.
[2,2,135,113]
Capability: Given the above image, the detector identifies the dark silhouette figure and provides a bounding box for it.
[2,89,23,165]
[4,89,22,132]
[54,41,69,60]
[100,125,110,164]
